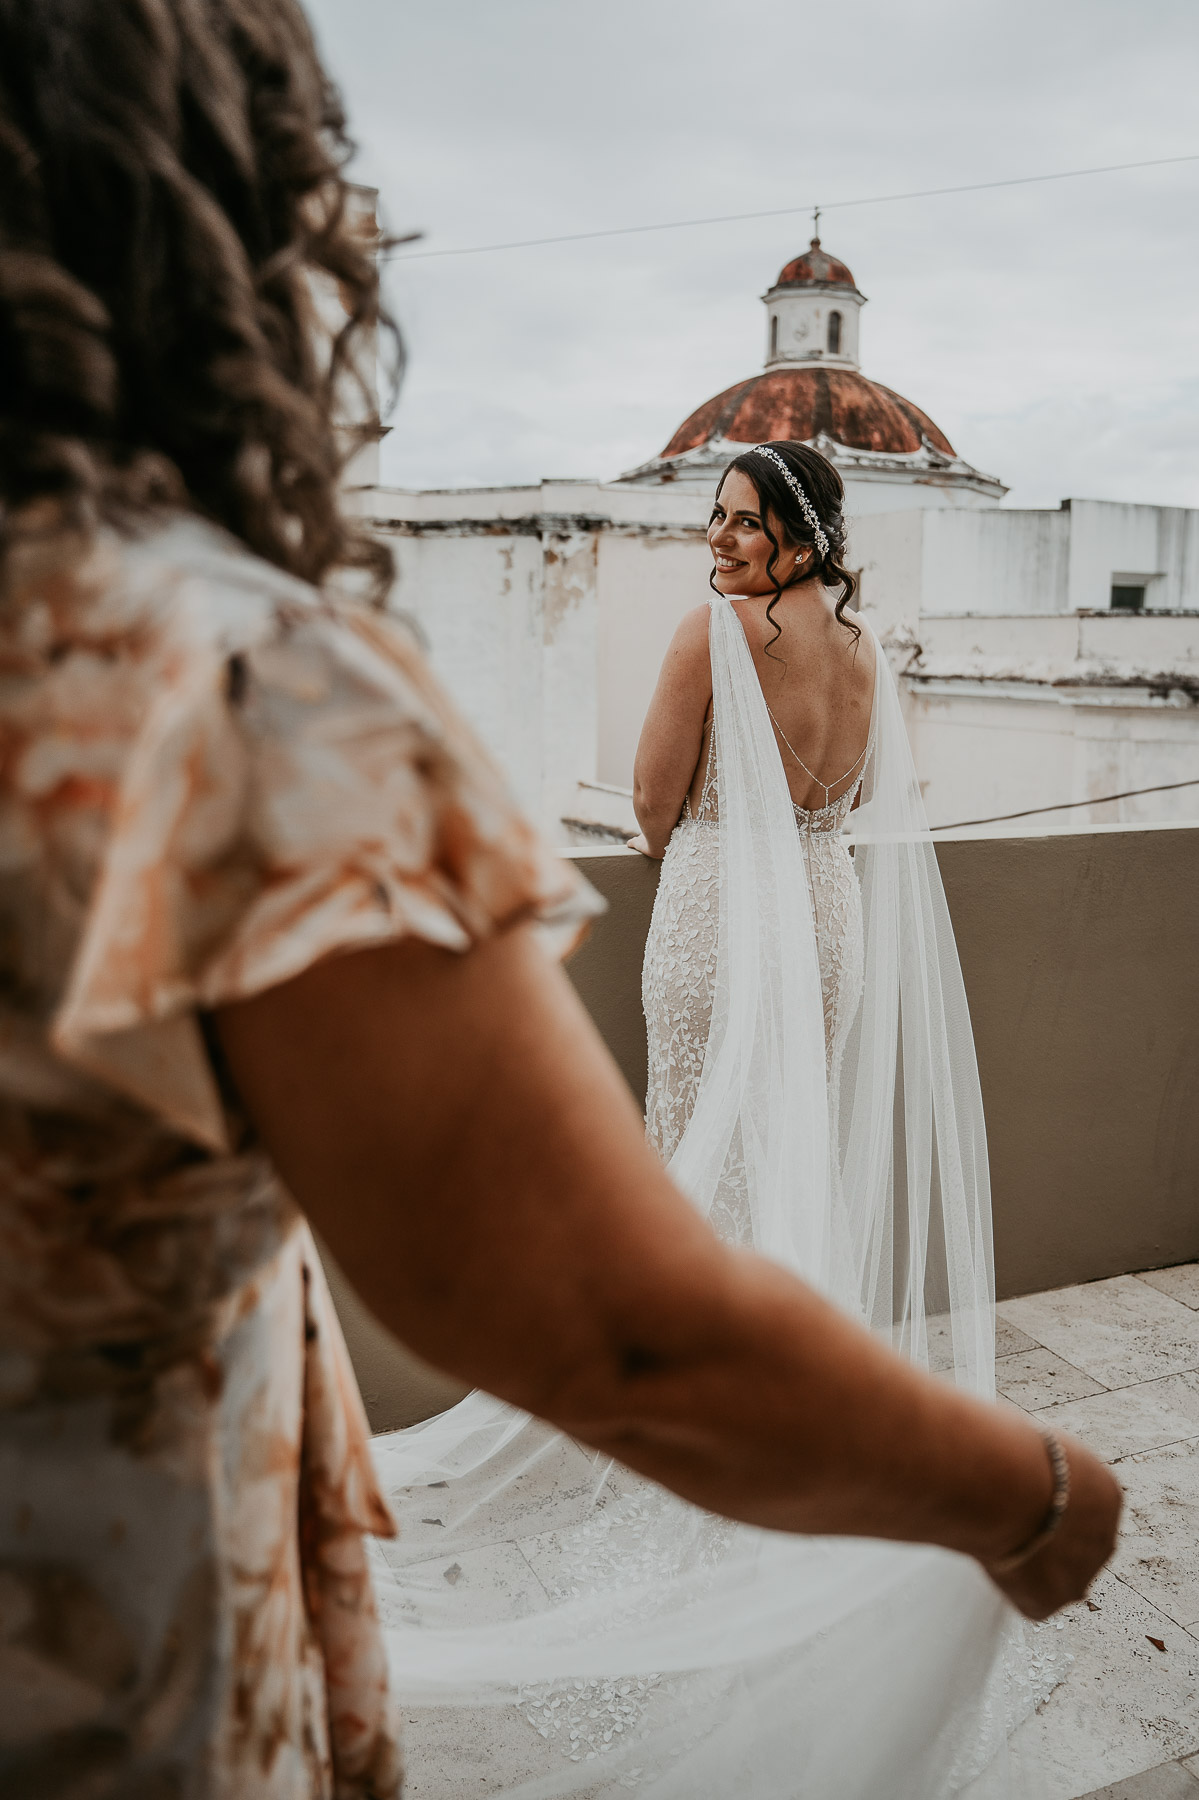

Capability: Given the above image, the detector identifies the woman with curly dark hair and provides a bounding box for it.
[0,3,1118,1797]
[0,0,393,593]
[0,6,416,1794]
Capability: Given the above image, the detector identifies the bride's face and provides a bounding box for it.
[708,469,809,596]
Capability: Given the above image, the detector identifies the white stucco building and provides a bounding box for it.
[356,234,1199,842]
[351,479,711,840]
[856,501,1199,832]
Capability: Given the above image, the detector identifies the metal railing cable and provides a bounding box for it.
[929,775,1199,833]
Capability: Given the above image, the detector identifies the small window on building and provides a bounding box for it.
[1110,584,1145,612]
[770,315,779,358]
[827,311,842,354]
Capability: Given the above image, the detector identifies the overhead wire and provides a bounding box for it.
[930,774,1199,833]
[384,151,1199,263]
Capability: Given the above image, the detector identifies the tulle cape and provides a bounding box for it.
[366,600,1042,1798]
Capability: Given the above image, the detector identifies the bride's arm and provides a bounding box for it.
[215,923,1120,1622]
[631,606,712,857]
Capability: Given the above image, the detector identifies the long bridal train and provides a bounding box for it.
[365,601,1051,1799]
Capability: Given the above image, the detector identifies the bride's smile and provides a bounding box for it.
[708,466,813,595]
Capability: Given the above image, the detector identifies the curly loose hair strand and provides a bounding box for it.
[0,0,401,598]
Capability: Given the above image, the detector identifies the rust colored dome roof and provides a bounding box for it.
[774,238,858,291]
[661,365,956,460]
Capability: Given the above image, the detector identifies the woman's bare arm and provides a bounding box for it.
[214,926,1120,1621]
[631,607,712,857]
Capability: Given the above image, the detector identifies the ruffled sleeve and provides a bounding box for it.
[51,597,602,1151]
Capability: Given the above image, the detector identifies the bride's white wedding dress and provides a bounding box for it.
[643,691,866,1184]
[366,596,1054,1799]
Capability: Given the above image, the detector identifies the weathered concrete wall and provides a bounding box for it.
[373,518,601,842]
[850,510,926,640]
[360,483,710,840]
[380,525,550,817]
[1066,499,1199,615]
[854,500,1199,626]
[921,507,1071,616]
[906,686,1199,832]
[595,526,710,789]
[904,611,1199,830]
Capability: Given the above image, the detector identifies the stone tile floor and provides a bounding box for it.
[997,1265,1199,1800]
[381,1265,1199,1797]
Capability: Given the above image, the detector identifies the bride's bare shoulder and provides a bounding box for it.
[669,603,711,647]
[646,606,713,715]
[659,603,712,670]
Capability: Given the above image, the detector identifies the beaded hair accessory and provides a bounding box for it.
[750,444,831,562]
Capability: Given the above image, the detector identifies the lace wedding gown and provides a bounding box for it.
[367,597,1052,1799]
[644,714,866,1197]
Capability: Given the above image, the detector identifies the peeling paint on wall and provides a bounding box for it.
[542,531,598,643]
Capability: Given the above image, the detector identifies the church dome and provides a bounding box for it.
[661,366,956,461]
[773,238,860,292]
[616,235,1005,505]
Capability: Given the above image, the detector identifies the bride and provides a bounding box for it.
[636,442,875,1201]
[366,442,1052,1799]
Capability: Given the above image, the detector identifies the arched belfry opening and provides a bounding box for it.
[760,238,863,372]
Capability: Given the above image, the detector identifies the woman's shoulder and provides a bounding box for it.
[120,516,470,768]
[0,505,449,806]
[121,512,335,652]
[5,510,431,708]
[0,507,328,662]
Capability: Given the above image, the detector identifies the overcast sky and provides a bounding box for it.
[304,0,1199,510]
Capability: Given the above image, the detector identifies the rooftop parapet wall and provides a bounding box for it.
[565,829,1199,1302]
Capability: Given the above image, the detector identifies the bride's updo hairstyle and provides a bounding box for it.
[0,0,399,599]
[716,441,859,653]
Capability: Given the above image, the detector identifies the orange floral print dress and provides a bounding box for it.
[0,513,598,1798]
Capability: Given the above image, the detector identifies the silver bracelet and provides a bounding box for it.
[986,1431,1071,1575]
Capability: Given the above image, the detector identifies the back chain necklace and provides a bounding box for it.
[765,704,870,810]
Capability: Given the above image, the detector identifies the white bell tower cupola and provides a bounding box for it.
[762,235,866,372]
